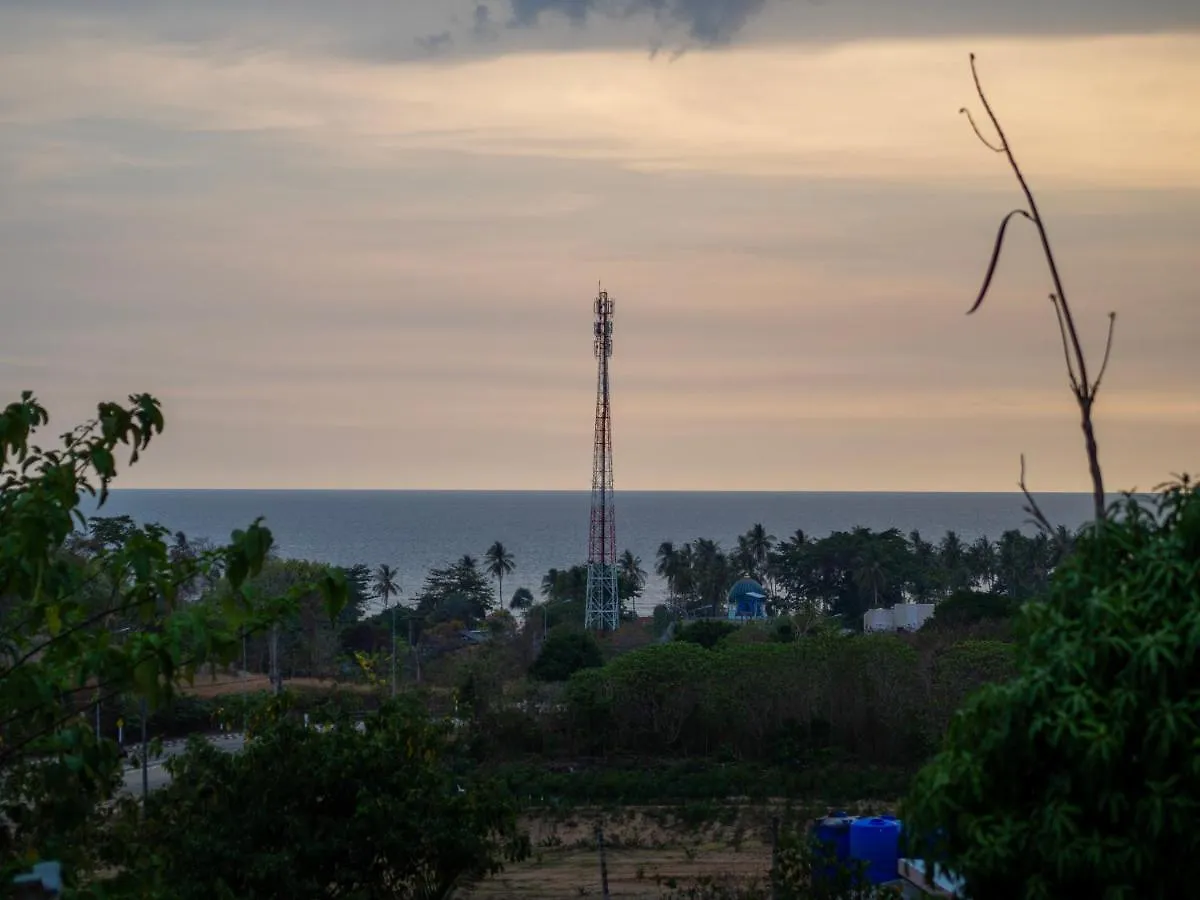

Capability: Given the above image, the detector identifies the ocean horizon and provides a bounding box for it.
[86,490,1100,614]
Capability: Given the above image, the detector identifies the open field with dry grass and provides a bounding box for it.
[178,672,373,699]
[468,801,889,899]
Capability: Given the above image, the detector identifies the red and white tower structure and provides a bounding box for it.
[585,286,620,631]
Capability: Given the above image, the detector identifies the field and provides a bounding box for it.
[468,802,886,899]
[179,672,371,699]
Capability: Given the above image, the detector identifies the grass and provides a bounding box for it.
[466,801,893,899]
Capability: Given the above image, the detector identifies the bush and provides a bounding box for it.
[905,482,1200,899]
[927,589,1016,630]
[530,631,604,682]
[674,619,738,649]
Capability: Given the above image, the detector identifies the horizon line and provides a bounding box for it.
[103,487,1117,496]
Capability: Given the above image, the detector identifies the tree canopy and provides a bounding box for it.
[0,392,345,881]
[905,481,1200,899]
[107,697,530,899]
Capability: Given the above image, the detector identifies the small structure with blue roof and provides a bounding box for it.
[727,578,768,620]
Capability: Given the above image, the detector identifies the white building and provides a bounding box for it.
[863,603,936,633]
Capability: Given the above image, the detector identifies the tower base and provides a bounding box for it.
[584,562,620,631]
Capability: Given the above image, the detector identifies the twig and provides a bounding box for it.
[1018,454,1057,536]
[961,53,1116,524]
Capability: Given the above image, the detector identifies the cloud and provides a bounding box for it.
[3,2,1198,67]
[505,0,768,45]
[0,11,1197,491]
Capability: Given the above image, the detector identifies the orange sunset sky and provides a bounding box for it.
[2,1,1197,491]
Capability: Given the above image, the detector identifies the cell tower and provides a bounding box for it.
[585,285,620,632]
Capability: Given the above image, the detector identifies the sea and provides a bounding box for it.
[87,491,1097,614]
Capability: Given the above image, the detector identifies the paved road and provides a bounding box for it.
[120,733,245,795]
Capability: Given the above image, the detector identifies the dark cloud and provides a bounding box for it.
[506,0,768,44]
[1,1,1198,68]
[416,30,454,52]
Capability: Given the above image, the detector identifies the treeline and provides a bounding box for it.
[450,624,1017,774]
[73,513,1051,693]
[654,522,1077,623]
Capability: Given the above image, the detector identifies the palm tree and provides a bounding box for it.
[733,535,757,578]
[854,544,888,610]
[745,523,776,576]
[618,549,647,601]
[939,530,970,595]
[484,542,516,610]
[372,564,401,696]
[540,568,561,599]
[509,586,535,612]
[967,536,997,591]
[655,542,679,604]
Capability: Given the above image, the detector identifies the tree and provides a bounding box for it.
[236,558,346,687]
[905,481,1200,898]
[373,564,402,696]
[529,631,604,683]
[938,531,971,595]
[107,697,530,898]
[966,536,998,591]
[338,563,372,625]
[414,557,493,627]
[508,587,534,612]
[673,619,738,650]
[372,564,401,610]
[655,541,681,608]
[0,392,345,880]
[617,549,646,604]
[960,53,1115,524]
[484,542,515,611]
[744,523,776,581]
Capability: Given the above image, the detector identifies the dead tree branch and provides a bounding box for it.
[961,52,1115,525]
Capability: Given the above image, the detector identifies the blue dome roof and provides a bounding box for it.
[727,578,767,603]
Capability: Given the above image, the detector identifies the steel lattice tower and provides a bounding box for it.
[585,287,620,632]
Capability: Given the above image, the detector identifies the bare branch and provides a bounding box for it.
[1018,454,1057,536]
[967,208,1033,314]
[1049,294,1081,393]
[959,107,1005,153]
[962,53,1112,522]
[1091,311,1118,396]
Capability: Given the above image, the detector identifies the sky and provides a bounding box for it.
[1,0,1198,492]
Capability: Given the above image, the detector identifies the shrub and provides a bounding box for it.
[905,482,1200,899]
[530,631,604,682]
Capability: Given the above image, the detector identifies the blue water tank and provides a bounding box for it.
[811,811,855,884]
[849,816,902,885]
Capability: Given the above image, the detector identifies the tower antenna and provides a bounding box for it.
[585,285,619,631]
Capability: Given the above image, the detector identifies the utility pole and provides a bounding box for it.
[390,601,397,698]
[269,623,281,694]
[596,824,611,900]
[93,690,101,741]
[140,697,149,802]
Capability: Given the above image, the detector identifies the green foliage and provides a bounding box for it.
[529,631,603,682]
[106,697,530,898]
[0,392,345,880]
[905,481,1200,899]
[414,556,494,628]
[927,589,1016,630]
[674,619,738,649]
[659,522,1069,627]
[493,759,911,807]
[554,635,938,764]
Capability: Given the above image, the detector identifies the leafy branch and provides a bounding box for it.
[961,53,1116,526]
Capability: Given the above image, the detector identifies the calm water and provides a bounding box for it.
[89,491,1096,614]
